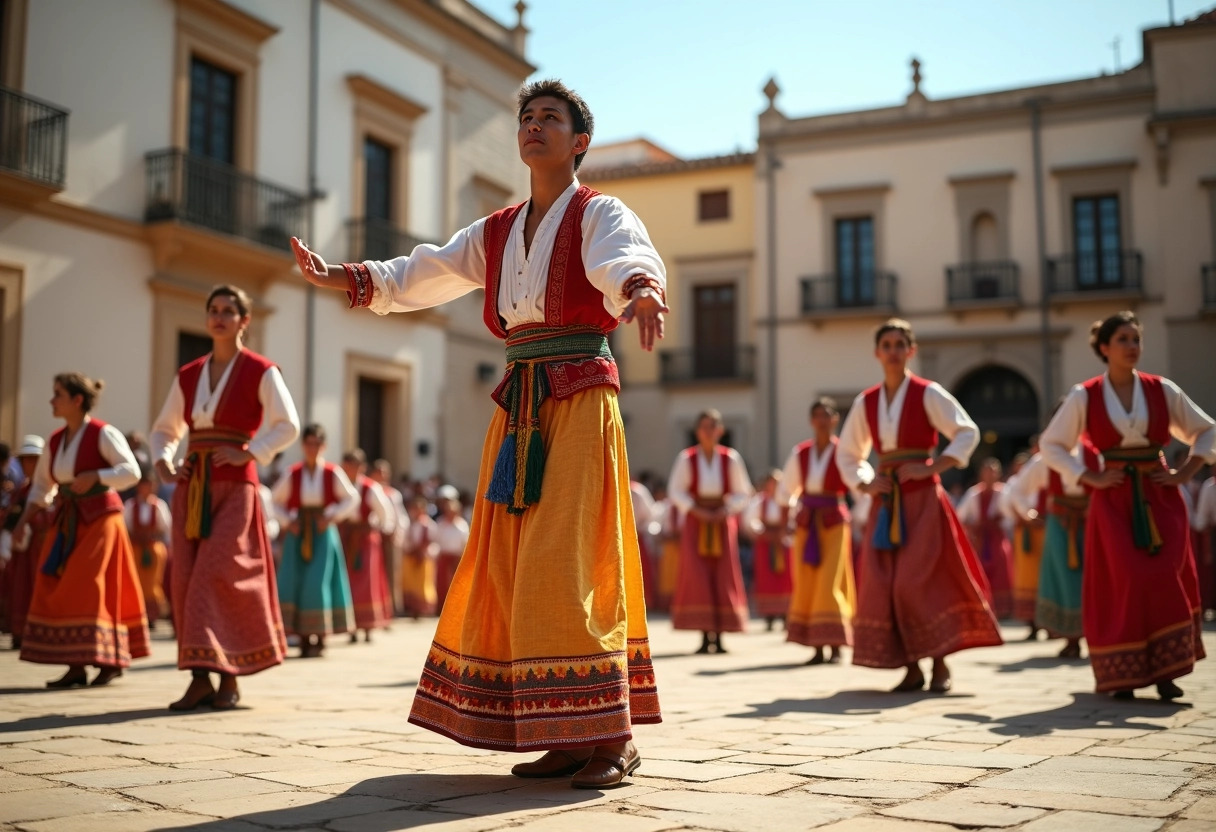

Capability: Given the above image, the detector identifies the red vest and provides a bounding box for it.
[481,185,620,338]
[1082,373,1170,452]
[287,462,338,511]
[863,375,938,453]
[178,348,277,483]
[796,437,847,495]
[686,446,732,501]
[47,419,124,517]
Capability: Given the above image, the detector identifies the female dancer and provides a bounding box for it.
[668,410,754,654]
[745,470,793,631]
[837,319,1002,692]
[272,424,358,657]
[957,458,1015,619]
[338,449,395,642]
[779,397,856,665]
[16,373,147,687]
[5,436,51,650]
[1040,311,1212,699]
[151,284,300,709]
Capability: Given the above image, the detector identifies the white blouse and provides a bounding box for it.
[123,497,172,537]
[270,461,360,524]
[667,446,754,516]
[150,358,300,468]
[743,494,788,536]
[1040,372,1216,489]
[435,515,470,555]
[956,484,1012,527]
[28,418,140,508]
[258,483,280,542]
[777,441,836,503]
[1005,452,1090,521]
[630,481,657,534]
[407,515,439,558]
[836,375,980,490]
[363,179,666,326]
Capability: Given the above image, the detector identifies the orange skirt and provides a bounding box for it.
[135,540,170,622]
[21,511,149,667]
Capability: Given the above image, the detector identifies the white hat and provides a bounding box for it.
[17,435,44,457]
[436,484,460,501]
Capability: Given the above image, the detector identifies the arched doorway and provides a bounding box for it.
[952,365,1040,477]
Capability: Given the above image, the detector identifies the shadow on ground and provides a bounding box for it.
[943,691,1189,736]
[0,707,214,733]
[694,662,811,677]
[728,688,974,718]
[151,772,608,831]
[979,655,1091,673]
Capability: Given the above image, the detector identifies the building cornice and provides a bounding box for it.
[1050,158,1138,176]
[176,0,278,45]
[580,152,755,182]
[948,170,1016,185]
[812,182,890,198]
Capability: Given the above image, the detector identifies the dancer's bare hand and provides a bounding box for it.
[861,475,893,495]
[155,460,176,483]
[291,237,346,291]
[896,462,936,483]
[620,287,668,352]
[1082,468,1124,489]
[1148,467,1186,487]
[213,446,253,467]
[69,471,100,494]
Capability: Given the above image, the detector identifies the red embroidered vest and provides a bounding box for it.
[1082,373,1170,452]
[47,420,124,517]
[481,185,619,338]
[287,462,338,511]
[796,438,847,495]
[179,348,277,483]
[863,375,938,453]
[686,446,732,503]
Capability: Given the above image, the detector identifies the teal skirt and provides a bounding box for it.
[278,523,354,637]
[1036,514,1084,638]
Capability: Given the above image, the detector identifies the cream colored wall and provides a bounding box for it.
[1150,28,1216,114]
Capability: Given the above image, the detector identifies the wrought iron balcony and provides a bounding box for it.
[1204,264,1216,313]
[800,272,897,315]
[945,260,1020,306]
[659,344,756,385]
[144,149,306,251]
[1046,250,1143,296]
[347,218,436,262]
[0,84,68,188]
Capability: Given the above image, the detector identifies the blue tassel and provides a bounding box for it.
[523,428,545,506]
[485,432,518,505]
[42,533,68,577]
[871,503,893,551]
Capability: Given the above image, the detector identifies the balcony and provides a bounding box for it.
[659,345,756,386]
[347,218,435,262]
[144,149,306,253]
[0,84,68,200]
[1046,250,1144,303]
[1203,264,1216,315]
[946,260,1020,309]
[800,272,897,319]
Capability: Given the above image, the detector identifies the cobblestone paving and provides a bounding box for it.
[1,619,1213,831]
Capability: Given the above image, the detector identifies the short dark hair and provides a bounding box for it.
[517,79,594,170]
[302,423,327,443]
[874,318,916,348]
[1089,311,1141,363]
[54,372,105,413]
[695,409,724,428]
[206,284,252,317]
[810,396,838,417]
[342,448,367,466]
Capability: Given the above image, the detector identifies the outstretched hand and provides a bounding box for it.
[620,288,669,352]
[291,238,346,291]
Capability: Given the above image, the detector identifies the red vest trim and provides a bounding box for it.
[1082,373,1170,452]
[179,348,276,484]
[686,446,732,501]
[796,437,846,495]
[287,463,338,511]
[481,185,619,339]
[863,375,937,454]
[47,419,123,518]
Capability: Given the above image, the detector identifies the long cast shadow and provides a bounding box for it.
[979,655,1091,674]
[152,772,608,831]
[695,662,815,677]
[728,688,974,718]
[944,691,1188,737]
[1,707,213,733]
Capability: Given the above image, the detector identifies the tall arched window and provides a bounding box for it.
[970,211,1000,263]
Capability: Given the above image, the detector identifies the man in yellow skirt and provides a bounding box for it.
[291,79,666,789]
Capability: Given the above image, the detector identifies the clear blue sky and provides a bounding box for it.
[483,0,1213,159]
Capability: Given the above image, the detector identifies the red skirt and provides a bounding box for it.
[752,533,793,617]
[969,524,1013,619]
[670,514,748,633]
[853,484,1002,668]
[172,480,287,675]
[1083,478,1205,691]
[5,519,48,640]
[341,525,393,630]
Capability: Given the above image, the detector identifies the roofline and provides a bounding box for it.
[580,151,756,181]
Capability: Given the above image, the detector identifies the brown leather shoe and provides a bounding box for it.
[169,678,216,711]
[90,667,123,687]
[510,749,591,778]
[211,689,241,710]
[570,743,641,789]
[891,671,925,692]
[46,668,88,689]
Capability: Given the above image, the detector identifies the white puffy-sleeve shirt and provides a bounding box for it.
[743,493,787,536]
[956,485,1008,528]
[258,483,280,542]
[777,441,837,503]
[1041,372,1216,489]
[630,481,657,535]
[150,358,300,468]
[270,462,361,525]
[836,376,980,490]
[123,497,172,537]
[363,179,666,325]
[667,447,754,516]
[435,516,470,555]
[28,419,140,508]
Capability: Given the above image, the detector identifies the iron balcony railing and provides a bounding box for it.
[1203,264,1216,312]
[347,217,436,262]
[0,84,68,188]
[946,260,1020,305]
[800,272,897,314]
[144,149,306,251]
[1046,250,1143,295]
[659,345,756,385]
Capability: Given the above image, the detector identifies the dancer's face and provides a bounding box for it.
[874,330,915,371]
[206,293,248,342]
[517,96,588,171]
[50,382,82,420]
[695,417,724,447]
[302,436,324,465]
[1100,324,1142,370]
[810,406,838,437]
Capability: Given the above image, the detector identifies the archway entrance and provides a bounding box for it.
[952,365,1040,476]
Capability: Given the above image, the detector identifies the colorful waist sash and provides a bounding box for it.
[1050,493,1090,569]
[693,497,726,558]
[42,485,122,577]
[871,448,935,551]
[485,324,618,515]
[798,493,847,566]
[184,429,254,541]
[1103,445,1166,554]
[296,507,325,563]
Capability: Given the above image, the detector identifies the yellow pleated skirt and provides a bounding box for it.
[408,385,660,751]
[786,521,856,647]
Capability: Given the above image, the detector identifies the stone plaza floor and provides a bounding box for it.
[1,617,1214,831]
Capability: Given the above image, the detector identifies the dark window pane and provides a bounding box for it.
[188,57,236,164]
[364,137,394,222]
[177,331,212,369]
[698,189,729,221]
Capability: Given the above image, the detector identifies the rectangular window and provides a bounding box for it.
[1072,195,1122,288]
[357,376,387,463]
[188,57,236,163]
[177,331,212,368]
[835,216,875,306]
[363,137,394,222]
[692,283,737,379]
[698,189,730,222]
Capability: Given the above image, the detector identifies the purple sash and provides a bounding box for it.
[798,494,847,566]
